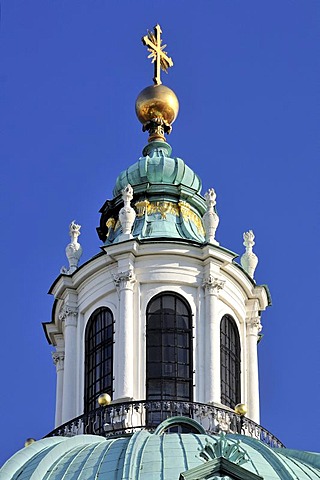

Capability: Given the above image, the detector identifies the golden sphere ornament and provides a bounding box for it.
[98,393,111,406]
[234,403,247,416]
[135,84,179,127]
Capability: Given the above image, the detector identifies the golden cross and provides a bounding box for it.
[142,24,173,85]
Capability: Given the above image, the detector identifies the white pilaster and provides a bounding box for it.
[59,303,78,423]
[246,316,262,423]
[52,346,65,427]
[113,269,136,400]
[202,275,225,404]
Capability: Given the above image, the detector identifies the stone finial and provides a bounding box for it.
[202,188,219,245]
[118,184,136,240]
[240,230,258,278]
[60,221,83,275]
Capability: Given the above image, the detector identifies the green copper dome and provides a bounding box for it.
[98,142,208,245]
[113,142,202,198]
[2,426,320,479]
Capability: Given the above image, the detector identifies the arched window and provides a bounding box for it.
[146,293,193,404]
[84,307,114,413]
[220,314,241,408]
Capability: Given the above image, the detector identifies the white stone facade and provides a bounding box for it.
[45,240,269,427]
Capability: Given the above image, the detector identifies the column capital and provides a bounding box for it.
[202,275,225,296]
[113,269,136,291]
[247,316,262,335]
[58,303,78,322]
[52,351,65,371]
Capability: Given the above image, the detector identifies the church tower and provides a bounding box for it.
[2,24,320,480]
[45,24,268,430]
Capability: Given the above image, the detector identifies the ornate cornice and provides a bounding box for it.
[202,275,225,295]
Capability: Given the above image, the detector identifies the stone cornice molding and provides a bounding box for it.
[202,275,225,296]
[52,351,65,371]
[247,316,262,335]
[113,269,136,291]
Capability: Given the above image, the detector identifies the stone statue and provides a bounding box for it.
[240,230,258,278]
[60,221,83,275]
[203,188,219,245]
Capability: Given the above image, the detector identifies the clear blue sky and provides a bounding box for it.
[1,0,319,465]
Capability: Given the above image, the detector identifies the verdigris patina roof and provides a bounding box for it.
[1,425,320,479]
[113,142,202,198]
[97,141,208,245]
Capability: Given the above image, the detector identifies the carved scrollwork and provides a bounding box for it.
[202,275,225,295]
[58,304,78,321]
[113,269,136,290]
[52,351,65,370]
[198,434,249,466]
[247,316,262,334]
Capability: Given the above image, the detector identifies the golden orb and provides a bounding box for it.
[24,438,36,447]
[135,84,179,126]
[234,403,247,416]
[98,393,112,406]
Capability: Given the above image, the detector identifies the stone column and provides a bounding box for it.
[202,275,225,404]
[113,269,136,400]
[246,316,262,423]
[59,304,78,423]
[52,349,65,427]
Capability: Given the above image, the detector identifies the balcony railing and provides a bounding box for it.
[45,400,284,448]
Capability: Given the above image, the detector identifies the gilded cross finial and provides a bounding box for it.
[142,24,173,85]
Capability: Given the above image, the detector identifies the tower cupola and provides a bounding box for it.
[43,23,271,445]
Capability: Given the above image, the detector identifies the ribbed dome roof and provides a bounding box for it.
[2,428,320,479]
[98,142,207,244]
[113,141,202,198]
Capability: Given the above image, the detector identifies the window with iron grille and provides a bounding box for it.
[84,307,114,413]
[146,292,193,405]
[220,314,241,408]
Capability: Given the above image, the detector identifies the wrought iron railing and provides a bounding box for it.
[45,400,284,448]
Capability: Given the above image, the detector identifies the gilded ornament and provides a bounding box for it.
[135,200,151,217]
[142,24,173,86]
[179,201,205,236]
[234,403,247,416]
[134,199,205,234]
[98,393,111,406]
[106,218,116,230]
[106,218,116,239]
[137,24,179,142]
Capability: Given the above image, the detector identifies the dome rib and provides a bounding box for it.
[0,437,63,480]
[28,437,105,480]
[2,431,320,479]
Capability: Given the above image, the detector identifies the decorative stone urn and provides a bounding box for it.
[203,188,219,245]
[118,184,136,240]
[240,230,258,278]
[60,221,83,275]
